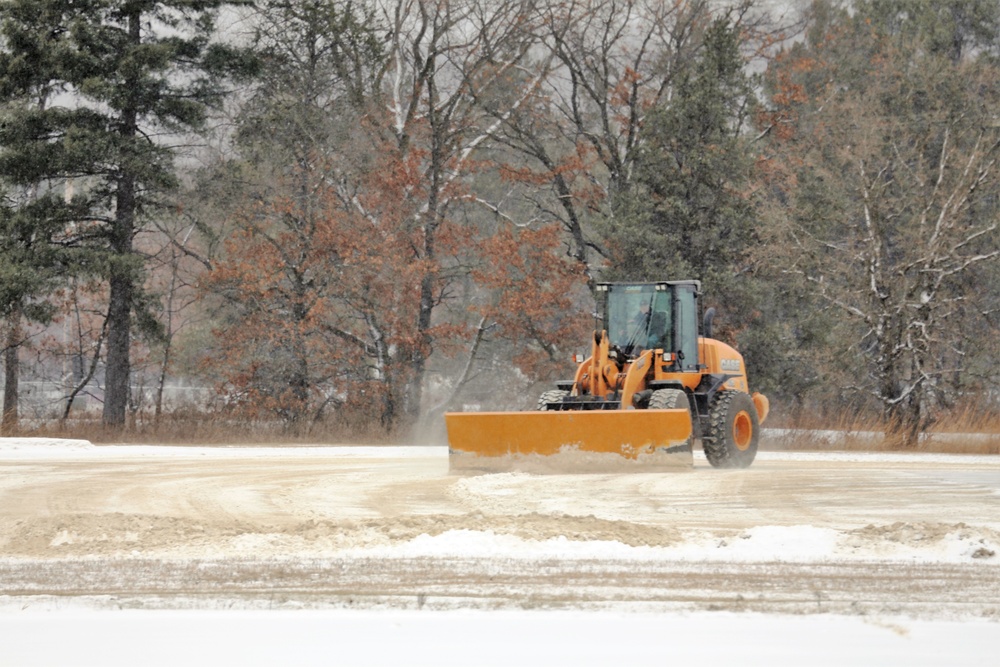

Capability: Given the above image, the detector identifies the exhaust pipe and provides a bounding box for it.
[703,307,716,339]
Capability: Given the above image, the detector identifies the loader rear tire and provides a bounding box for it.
[703,390,759,469]
[537,389,569,410]
[648,389,693,449]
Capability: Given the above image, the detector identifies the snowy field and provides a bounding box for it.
[2,438,999,664]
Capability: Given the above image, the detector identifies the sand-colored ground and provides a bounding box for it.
[1,443,998,617]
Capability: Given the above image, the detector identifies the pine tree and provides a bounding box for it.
[0,0,80,431]
[602,17,761,333]
[0,0,253,428]
[606,17,757,281]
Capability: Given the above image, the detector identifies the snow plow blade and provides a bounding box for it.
[446,409,693,473]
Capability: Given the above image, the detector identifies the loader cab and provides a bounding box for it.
[597,281,701,372]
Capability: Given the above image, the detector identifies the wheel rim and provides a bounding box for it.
[733,410,753,451]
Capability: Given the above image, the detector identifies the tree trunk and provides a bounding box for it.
[885,398,922,449]
[103,161,136,428]
[881,353,922,449]
[103,248,133,428]
[2,305,21,435]
[407,270,435,421]
[154,340,170,425]
[285,277,311,428]
[102,10,140,429]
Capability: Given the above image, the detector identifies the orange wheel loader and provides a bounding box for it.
[446,281,769,472]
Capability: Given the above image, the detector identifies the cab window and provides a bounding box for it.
[606,285,672,357]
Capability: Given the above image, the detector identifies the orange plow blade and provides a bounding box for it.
[446,409,693,473]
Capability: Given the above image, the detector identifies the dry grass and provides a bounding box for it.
[5,405,998,455]
[763,429,1000,455]
[764,404,1000,455]
[929,402,1000,435]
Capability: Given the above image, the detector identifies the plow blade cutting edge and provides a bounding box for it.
[446,409,693,473]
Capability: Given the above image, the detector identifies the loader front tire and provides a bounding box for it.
[537,389,569,411]
[648,389,693,449]
[703,390,759,469]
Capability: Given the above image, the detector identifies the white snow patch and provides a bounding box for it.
[383,530,655,560]
[693,525,841,561]
[0,437,94,455]
[3,438,998,467]
[2,436,998,466]
[319,523,999,565]
[1,608,997,666]
[0,440,444,460]
[755,449,1000,465]
[766,427,999,450]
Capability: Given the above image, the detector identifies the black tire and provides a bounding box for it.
[648,388,693,449]
[537,389,569,410]
[703,390,759,469]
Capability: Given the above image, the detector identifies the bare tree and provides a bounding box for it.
[766,5,1000,443]
[487,0,765,282]
[370,0,558,419]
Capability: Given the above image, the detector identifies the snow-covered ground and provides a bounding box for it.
[2,437,998,664]
[4,608,998,667]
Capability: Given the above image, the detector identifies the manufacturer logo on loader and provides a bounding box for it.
[721,358,741,372]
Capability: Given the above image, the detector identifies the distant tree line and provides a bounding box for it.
[0,0,997,445]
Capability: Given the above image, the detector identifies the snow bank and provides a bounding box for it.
[0,437,95,455]
[0,440,443,460]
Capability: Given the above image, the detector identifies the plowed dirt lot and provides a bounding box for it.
[2,441,998,618]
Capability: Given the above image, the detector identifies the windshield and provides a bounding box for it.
[606,284,672,356]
